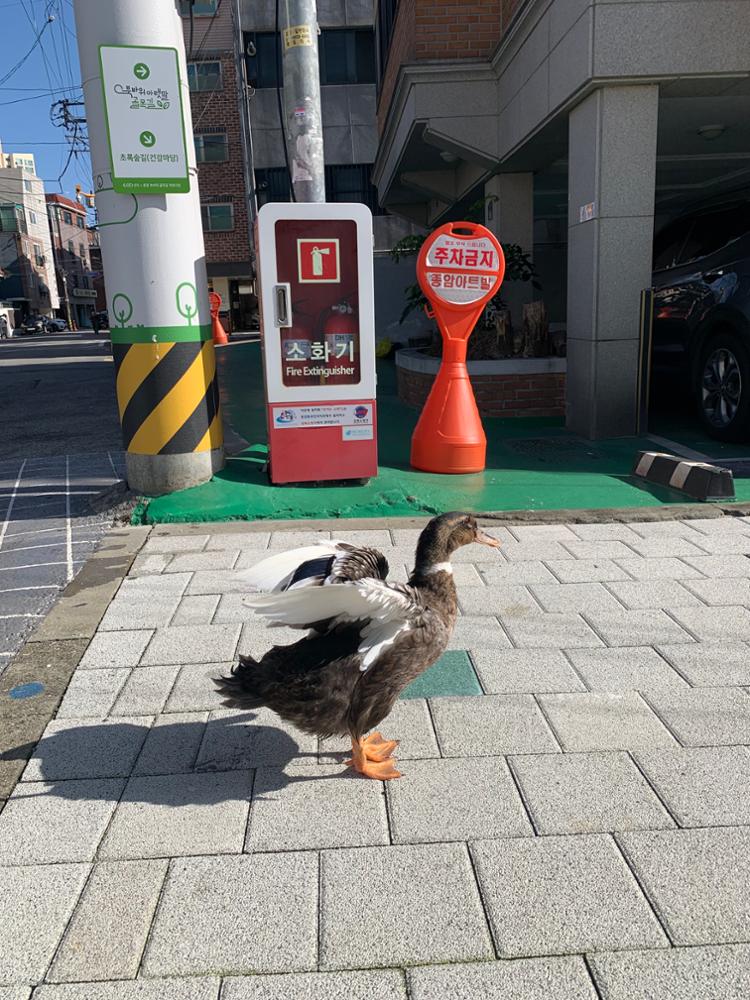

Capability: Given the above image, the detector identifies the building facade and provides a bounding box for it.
[46,193,96,329]
[0,147,60,321]
[243,0,381,215]
[176,0,418,335]
[178,0,255,331]
[374,0,750,438]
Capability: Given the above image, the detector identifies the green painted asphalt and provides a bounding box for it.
[133,341,750,524]
[401,650,482,700]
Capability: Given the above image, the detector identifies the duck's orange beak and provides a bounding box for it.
[475,528,501,547]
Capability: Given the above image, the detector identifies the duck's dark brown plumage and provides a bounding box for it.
[215,512,500,778]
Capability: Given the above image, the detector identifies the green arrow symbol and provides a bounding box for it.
[133,62,150,79]
[139,131,156,148]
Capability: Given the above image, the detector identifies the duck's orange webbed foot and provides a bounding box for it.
[361,731,399,762]
[346,735,401,780]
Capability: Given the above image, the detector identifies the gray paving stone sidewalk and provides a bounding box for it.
[2,515,750,995]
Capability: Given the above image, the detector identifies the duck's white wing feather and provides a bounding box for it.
[238,542,340,592]
[246,577,424,671]
[239,540,389,594]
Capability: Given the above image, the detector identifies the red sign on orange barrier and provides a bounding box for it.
[411,222,505,474]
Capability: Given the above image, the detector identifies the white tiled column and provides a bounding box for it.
[566,85,659,438]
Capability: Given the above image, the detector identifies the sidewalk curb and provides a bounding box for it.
[148,502,750,535]
[0,525,151,812]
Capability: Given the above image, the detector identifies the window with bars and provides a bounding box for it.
[319,28,376,85]
[0,204,26,233]
[187,61,222,92]
[201,202,234,231]
[63,211,72,225]
[377,0,399,87]
[194,132,229,163]
[245,28,375,89]
[255,165,383,214]
[179,0,217,15]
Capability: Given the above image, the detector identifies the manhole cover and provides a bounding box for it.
[503,437,604,464]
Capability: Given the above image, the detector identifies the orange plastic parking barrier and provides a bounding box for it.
[209,291,229,346]
[411,221,505,474]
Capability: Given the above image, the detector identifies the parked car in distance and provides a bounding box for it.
[652,193,750,441]
[46,318,68,332]
[20,316,45,335]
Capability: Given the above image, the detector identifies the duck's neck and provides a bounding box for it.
[409,538,455,587]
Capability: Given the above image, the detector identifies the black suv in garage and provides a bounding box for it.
[652,194,750,441]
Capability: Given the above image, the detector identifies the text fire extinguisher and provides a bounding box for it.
[323,300,357,384]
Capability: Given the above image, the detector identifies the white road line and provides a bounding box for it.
[0,539,99,557]
[0,490,100,499]
[3,524,90,541]
[0,613,43,619]
[0,561,68,572]
[0,459,26,552]
[65,454,73,583]
[107,450,121,480]
[0,585,59,593]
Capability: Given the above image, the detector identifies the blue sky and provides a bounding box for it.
[0,0,93,202]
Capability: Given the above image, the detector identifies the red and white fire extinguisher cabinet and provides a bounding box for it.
[256,202,377,484]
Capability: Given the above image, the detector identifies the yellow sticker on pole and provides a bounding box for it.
[283,24,313,48]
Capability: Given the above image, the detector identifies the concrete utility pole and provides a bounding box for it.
[53,212,75,330]
[73,0,224,494]
[279,0,325,202]
[57,269,74,330]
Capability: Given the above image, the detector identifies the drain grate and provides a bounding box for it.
[503,436,605,464]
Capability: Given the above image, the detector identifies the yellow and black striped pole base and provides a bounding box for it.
[111,324,224,493]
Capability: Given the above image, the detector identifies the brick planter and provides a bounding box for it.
[396,349,566,419]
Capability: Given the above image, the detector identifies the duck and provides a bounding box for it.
[214,512,501,779]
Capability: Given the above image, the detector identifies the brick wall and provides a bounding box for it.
[190,52,251,267]
[378,0,528,133]
[415,0,503,60]
[397,366,566,419]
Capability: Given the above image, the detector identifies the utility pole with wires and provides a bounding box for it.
[72,0,224,494]
[278,0,325,203]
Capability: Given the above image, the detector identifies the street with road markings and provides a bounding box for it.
[0,334,125,671]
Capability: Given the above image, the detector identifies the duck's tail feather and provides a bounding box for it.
[213,655,266,710]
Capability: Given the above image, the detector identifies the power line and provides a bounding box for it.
[0,92,79,107]
[0,140,79,145]
[19,0,56,94]
[0,86,81,92]
[0,10,53,88]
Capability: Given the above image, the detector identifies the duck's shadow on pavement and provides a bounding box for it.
[2,713,363,805]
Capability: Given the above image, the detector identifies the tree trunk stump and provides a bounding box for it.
[494,309,513,357]
[523,301,549,357]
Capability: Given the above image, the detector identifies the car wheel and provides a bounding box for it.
[695,331,750,442]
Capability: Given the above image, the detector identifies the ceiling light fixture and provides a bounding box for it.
[439,150,459,164]
[697,124,726,141]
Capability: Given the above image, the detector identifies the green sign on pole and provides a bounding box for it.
[99,44,190,194]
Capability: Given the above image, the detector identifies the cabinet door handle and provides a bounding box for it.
[274,284,292,327]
